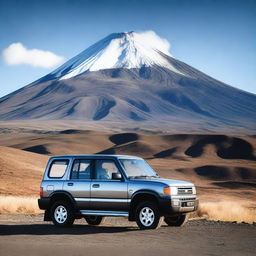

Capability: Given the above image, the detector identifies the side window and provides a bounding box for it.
[95,160,119,180]
[49,160,69,178]
[71,159,91,180]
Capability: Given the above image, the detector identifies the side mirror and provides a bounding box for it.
[112,172,122,180]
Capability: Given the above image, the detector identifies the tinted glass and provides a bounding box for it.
[95,160,119,180]
[71,159,91,179]
[120,159,157,178]
[49,160,69,178]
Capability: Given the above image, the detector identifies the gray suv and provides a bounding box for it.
[38,155,198,229]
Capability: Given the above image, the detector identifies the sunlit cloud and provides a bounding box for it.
[2,42,66,68]
[134,30,171,55]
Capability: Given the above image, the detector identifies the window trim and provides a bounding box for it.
[69,159,92,180]
[48,159,70,179]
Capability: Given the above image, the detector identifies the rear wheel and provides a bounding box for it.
[135,201,163,229]
[85,216,105,225]
[51,200,75,227]
[164,214,188,226]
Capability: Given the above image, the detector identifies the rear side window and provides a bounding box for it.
[71,159,91,180]
[48,160,69,178]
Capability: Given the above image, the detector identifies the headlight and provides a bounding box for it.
[171,187,178,195]
[192,186,196,194]
[163,186,178,195]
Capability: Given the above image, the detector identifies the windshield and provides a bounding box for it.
[119,159,158,178]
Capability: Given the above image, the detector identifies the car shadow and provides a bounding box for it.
[0,224,138,236]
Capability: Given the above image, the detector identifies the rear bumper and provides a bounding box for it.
[38,198,50,210]
[159,196,199,215]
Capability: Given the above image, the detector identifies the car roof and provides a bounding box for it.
[50,154,143,160]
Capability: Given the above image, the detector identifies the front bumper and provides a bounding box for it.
[159,195,199,215]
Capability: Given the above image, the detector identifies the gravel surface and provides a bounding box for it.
[0,214,255,256]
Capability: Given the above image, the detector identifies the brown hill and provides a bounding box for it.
[0,146,48,196]
[0,128,255,200]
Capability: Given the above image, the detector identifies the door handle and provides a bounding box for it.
[67,182,73,186]
[92,184,100,188]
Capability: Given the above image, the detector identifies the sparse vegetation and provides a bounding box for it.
[1,196,255,224]
[0,196,42,214]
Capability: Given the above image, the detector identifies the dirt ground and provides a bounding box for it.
[0,214,255,256]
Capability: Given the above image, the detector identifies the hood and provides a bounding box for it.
[130,177,194,187]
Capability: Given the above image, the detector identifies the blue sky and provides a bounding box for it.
[0,0,255,97]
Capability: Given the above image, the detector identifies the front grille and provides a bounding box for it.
[178,187,193,195]
[180,197,196,201]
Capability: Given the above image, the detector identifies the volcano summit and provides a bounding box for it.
[0,31,255,132]
[49,31,184,80]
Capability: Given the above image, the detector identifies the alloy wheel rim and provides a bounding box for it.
[54,205,67,224]
[139,207,155,226]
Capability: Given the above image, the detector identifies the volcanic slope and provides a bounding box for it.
[0,31,255,131]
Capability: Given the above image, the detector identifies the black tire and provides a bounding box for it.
[135,201,163,229]
[84,216,105,225]
[50,200,75,227]
[164,214,188,227]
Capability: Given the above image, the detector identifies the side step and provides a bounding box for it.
[80,210,129,217]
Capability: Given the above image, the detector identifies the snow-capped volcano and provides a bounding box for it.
[49,31,184,80]
[0,30,255,133]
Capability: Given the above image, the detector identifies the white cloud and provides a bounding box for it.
[2,42,66,68]
[134,30,171,55]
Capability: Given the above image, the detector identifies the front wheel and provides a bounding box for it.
[135,201,163,229]
[51,200,75,227]
[85,216,105,225]
[164,214,188,226]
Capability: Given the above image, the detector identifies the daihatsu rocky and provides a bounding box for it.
[38,155,198,229]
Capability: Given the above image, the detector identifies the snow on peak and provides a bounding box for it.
[50,31,183,80]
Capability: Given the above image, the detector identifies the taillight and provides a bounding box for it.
[40,187,44,197]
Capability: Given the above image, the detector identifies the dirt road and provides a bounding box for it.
[0,215,255,256]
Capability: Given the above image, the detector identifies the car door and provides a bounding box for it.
[63,159,92,210]
[90,159,128,211]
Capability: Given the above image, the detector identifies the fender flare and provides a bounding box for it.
[130,189,161,203]
[49,190,77,208]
